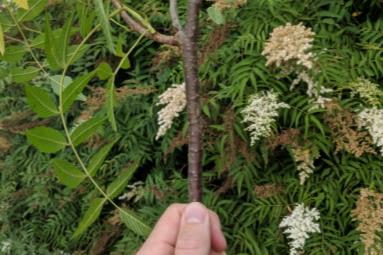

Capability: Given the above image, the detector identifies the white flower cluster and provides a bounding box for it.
[156,83,186,140]
[291,147,315,185]
[262,23,315,70]
[0,239,11,254]
[242,91,290,146]
[280,204,321,255]
[358,108,383,155]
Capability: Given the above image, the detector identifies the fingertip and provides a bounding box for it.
[209,211,227,251]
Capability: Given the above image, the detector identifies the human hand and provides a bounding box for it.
[137,202,227,255]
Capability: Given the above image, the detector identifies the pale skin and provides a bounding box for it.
[137,202,227,255]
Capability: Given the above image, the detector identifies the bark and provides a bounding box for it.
[181,0,203,202]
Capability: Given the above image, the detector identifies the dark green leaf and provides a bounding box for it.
[25,85,58,118]
[106,77,117,131]
[51,159,86,188]
[57,13,74,67]
[88,137,119,176]
[70,117,105,146]
[45,17,61,70]
[73,198,106,239]
[26,127,67,153]
[106,161,139,199]
[62,71,95,112]
[120,209,151,237]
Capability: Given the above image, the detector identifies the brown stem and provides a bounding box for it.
[111,0,179,46]
[170,0,182,32]
[181,0,202,202]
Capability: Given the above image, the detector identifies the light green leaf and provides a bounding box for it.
[26,126,67,153]
[25,85,58,118]
[0,24,4,56]
[13,0,29,9]
[50,75,86,101]
[62,71,95,112]
[94,0,114,53]
[120,209,151,237]
[0,45,26,63]
[106,161,139,199]
[17,0,47,22]
[106,77,117,131]
[51,158,86,188]
[70,117,105,146]
[96,62,113,80]
[88,137,119,176]
[207,6,225,25]
[11,66,39,83]
[73,198,106,239]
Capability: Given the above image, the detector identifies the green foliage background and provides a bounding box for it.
[1,0,383,254]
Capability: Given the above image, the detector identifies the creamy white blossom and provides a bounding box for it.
[242,91,290,146]
[262,23,315,70]
[279,204,321,255]
[156,83,186,140]
[291,71,332,109]
[0,240,11,254]
[358,108,383,155]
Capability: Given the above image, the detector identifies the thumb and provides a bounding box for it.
[175,202,211,255]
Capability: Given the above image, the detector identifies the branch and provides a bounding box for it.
[170,0,182,31]
[111,0,179,46]
[181,0,203,202]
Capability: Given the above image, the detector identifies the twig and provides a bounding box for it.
[111,0,179,46]
[181,0,203,202]
[170,0,182,32]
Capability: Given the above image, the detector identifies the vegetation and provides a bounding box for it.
[1,0,383,254]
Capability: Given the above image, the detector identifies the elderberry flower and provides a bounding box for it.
[262,23,315,70]
[279,204,321,255]
[156,83,186,140]
[241,91,290,146]
[358,108,383,155]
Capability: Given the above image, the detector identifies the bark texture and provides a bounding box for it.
[181,0,202,202]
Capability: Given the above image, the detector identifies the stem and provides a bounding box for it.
[111,0,179,46]
[181,0,203,202]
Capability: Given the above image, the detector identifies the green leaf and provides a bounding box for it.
[88,137,119,176]
[13,0,29,9]
[70,117,105,146]
[96,62,113,80]
[57,13,74,67]
[51,159,86,188]
[207,6,225,25]
[50,75,86,101]
[17,0,47,22]
[94,0,114,53]
[120,209,151,237]
[26,127,67,153]
[25,85,58,118]
[0,24,4,56]
[62,71,95,112]
[106,77,117,131]
[11,66,39,83]
[45,17,61,70]
[106,161,139,199]
[73,198,106,239]
[0,45,26,63]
